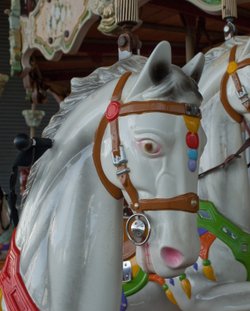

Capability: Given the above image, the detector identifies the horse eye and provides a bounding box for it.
[138,139,161,156]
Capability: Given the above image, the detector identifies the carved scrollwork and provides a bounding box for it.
[89,0,118,35]
[90,0,148,36]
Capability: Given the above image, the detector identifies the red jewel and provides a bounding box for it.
[105,101,120,121]
[186,132,199,149]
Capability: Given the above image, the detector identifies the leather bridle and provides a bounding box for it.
[220,45,250,124]
[93,71,201,215]
[199,45,250,179]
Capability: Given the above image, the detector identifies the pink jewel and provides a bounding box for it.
[105,101,120,122]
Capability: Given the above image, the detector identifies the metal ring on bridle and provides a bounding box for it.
[125,213,151,246]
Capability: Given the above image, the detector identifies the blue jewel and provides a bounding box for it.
[193,262,198,271]
[187,148,198,160]
[120,290,128,311]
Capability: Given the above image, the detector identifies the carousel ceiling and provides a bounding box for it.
[5,0,250,100]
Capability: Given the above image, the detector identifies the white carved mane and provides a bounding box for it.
[21,55,147,207]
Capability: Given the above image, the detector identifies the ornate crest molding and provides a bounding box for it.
[8,0,149,73]
[186,0,249,14]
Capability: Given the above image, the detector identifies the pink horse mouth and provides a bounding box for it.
[160,247,184,268]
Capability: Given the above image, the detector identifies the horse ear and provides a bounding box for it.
[126,41,171,99]
[242,38,250,57]
[182,52,205,83]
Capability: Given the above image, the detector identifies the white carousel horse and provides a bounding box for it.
[0,41,206,311]
[127,36,250,311]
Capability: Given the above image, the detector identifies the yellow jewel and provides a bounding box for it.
[183,116,200,133]
[202,260,216,281]
[130,256,140,278]
[227,61,238,74]
[179,274,192,299]
[165,288,178,305]
[180,277,192,299]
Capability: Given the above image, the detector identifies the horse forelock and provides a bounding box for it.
[142,64,202,104]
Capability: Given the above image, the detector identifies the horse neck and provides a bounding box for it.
[16,144,124,310]
[199,96,250,233]
[73,159,124,310]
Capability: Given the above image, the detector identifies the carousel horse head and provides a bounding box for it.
[97,41,206,277]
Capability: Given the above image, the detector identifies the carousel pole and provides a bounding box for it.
[180,14,196,62]
[20,78,46,194]
[222,0,237,40]
[185,24,195,62]
[22,103,45,138]
[22,74,46,138]
[115,0,142,60]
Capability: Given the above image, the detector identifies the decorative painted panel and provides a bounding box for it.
[10,0,149,72]
[21,0,97,63]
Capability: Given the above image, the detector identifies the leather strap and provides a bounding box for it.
[93,115,123,199]
[199,137,250,179]
[136,192,199,213]
[109,72,140,205]
[112,71,132,101]
[119,101,200,117]
[220,45,250,123]
[234,58,250,111]
[220,71,243,123]
[229,45,237,62]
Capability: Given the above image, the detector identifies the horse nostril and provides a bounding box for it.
[160,247,184,268]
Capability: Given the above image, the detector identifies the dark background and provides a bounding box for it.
[0,1,58,193]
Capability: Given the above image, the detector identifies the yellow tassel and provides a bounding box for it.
[179,274,192,299]
[227,61,238,74]
[183,115,200,133]
[202,260,216,281]
[165,287,178,305]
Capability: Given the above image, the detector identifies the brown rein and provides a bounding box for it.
[199,137,250,179]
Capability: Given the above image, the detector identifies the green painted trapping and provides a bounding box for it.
[198,200,250,281]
